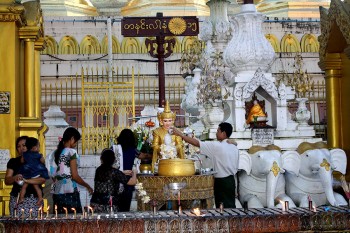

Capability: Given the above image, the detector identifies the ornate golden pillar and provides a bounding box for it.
[17,0,44,138]
[0,2,25,158]
[35,38,48,156]
[319,53,342,148]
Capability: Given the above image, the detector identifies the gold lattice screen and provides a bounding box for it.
[81,66,135,154]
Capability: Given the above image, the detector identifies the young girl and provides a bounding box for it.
[50,127,93,214]
[18,137,49,205]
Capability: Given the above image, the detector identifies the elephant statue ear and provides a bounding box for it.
[330,149,347,174]
[238,150,252,175]
[281,150,301,176]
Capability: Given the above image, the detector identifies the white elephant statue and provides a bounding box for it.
[283,142,348,207]
[238,145,297,208]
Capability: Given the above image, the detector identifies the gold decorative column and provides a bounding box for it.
[17,0,44,138]
[35,37,47,156]
[319,53,342,149]
[0,2,25,158]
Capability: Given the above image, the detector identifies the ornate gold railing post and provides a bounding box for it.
[319,53,342,148]
[21,36,36,118]
[17,0,45,138]
[35,37,46,119]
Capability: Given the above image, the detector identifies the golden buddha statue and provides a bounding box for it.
[246,100,267,124]
[152,101,185,170]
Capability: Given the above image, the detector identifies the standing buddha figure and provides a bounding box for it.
[152,101,184,171]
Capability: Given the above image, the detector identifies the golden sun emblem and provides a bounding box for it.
[168,17,187,35]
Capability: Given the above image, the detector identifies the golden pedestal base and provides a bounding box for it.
[158,159,195,176]
[137,174,214,211]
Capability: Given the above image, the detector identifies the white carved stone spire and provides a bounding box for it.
[200,0,232,51]
[223,2,275,73]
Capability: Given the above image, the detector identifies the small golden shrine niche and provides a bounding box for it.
[245,94,268,127]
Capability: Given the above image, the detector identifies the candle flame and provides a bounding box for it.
[47,206,50,211]
[88,206,93,211]
[55,205,57,210]
[29,208,32,212]
[71,208,76,211]
[38,206,42,211]
[193,208,201,216]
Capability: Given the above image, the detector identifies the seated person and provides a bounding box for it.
[152,101,184,170]
[246,99,267,124]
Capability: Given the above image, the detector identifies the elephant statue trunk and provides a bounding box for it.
[318,166,337,206]
[266,171,279,208]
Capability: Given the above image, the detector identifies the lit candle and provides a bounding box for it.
[109,196,114,214]
[63,207,68,218]
[46,206,50,219]
[21,208,25,220]
[308,200,313,211]
[193,208,201,216]
[38,207,42,220]
[88,206,94,217]
[71,208,76,219]
[109,196,113,207]
[29,209,32,219]
[284,201,289,212]
[55,205,58,219]
[81,206,85,219]
[280,201,285,212]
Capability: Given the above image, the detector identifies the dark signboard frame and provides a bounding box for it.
[122,16,199,37]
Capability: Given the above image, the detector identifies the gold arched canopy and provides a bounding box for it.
[58,35,79,54]
[318,0,350,178]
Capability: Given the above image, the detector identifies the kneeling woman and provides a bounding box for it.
[90,149,137,213]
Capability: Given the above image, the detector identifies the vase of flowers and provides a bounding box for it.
[133,119,154,155]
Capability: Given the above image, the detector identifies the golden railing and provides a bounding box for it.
[80,66,135,154]
[41,69,185,155]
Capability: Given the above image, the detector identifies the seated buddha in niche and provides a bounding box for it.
[152,101,184,169]
[245,96,267,125]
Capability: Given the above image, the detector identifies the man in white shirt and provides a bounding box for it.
[172,122,239,208]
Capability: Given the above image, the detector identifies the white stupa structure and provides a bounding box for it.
[182,0,322,150]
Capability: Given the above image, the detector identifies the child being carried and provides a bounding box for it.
[18,137,49,205]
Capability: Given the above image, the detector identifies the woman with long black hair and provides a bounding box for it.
[50,127,93,214]
[112,128,140,211]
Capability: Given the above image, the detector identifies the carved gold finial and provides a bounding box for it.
[320,158,330,171]
[157,100,176,123]
[270,161,281,177]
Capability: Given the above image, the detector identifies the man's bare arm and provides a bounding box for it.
[172,128,200,147]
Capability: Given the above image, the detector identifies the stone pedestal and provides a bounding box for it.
[43,105,69,157]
